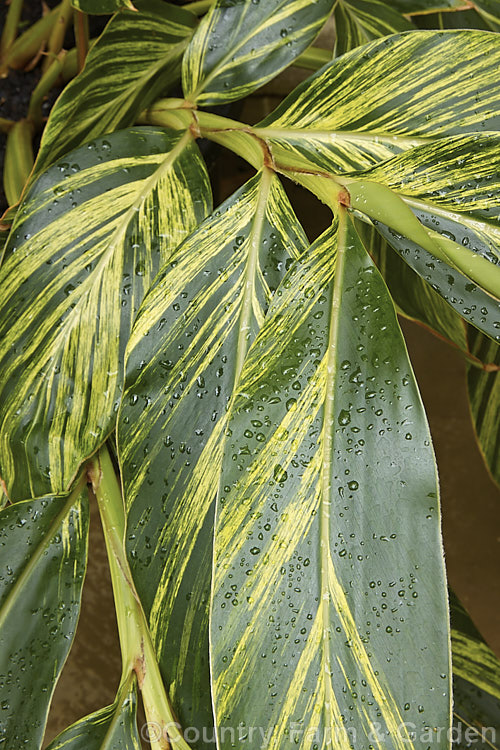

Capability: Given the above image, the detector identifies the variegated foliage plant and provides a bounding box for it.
[0,0,499,748]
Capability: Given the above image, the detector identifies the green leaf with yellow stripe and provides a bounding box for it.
[181,0,335,106]
[211,214,451,749]
[0,483,88,749]
[257,30,500,174]
[450,591,500,749]
[467,328,500,488]
[333,0,413,56]
[35,0,196,174]
[71,0,136,14]
[355,220,468,353]
[346,134,500,342]
[0,126,211,501]
[45,674,141,750]
[117,169,308,744]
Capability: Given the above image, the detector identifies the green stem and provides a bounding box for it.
[89,445,192,750]
[28,51,66,128]
[0,0,24,56]
[183,0,214,15]
[3,118,34,206]
[0,4,59,73]
[73,10,89,73]
[43,0,72,73]
[294,45,331,71]
[0,118,15,134]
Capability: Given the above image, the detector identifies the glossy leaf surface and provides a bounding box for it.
[211,216,450,748]
[467,328,500,488]
[258,30,500,173]
[46,676,141,750]
[36,0,196,173]
[0,487,88,748]
[182,0,335,105]
[356,135,500,342]
[0,127,211,501]
[356,220,468,352]
[118,169,308,744]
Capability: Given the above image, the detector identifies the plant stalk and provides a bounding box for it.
[43,0,72,73]
[73,10,89,72]
[183,0,214,15]
[294,45,331,70]
[3,118,34,206]
[0,4,59,74]
[28,51,66,128]
[89,446,192,750]
[0,0,24,57]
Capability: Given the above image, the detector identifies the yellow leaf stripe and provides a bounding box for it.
[211,217,451,748]
[35,0,196,173]
[118,169,309,733]
[0,127,211,501]
[451,630,500,701]
[258,30,500,173]
[182,0,334,105]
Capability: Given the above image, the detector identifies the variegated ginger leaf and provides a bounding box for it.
[36,0,196,174]
[71,0,135,13]
[117,169,309,744]
[211,215,450,749]
[467,328,500,488]
[0,485,88,749]
[346,134,500,342]
[46,675,141,750]
[256,30,500,174]
[355,220,468,353]
[450,591,500,749]
[333,0,413,56]
[182,0,335,106]
[0,127,211,501]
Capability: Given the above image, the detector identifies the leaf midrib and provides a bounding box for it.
[234,168,273,384]
[319,213,345,730]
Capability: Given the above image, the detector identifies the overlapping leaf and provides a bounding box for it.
[182,0,335,106]
[0,127,211,501]
[467,328,500,488]
[0,485,88,749]
[35,0,196,174]
[71,0,136,14]
[356,220,468,352]
[350,134,500,341]
[333,0,412,56]
[256,30,500,174]
[118,169,308,744]
[46,675,141,750]
[450,592,500,749]
[211,215,450,748]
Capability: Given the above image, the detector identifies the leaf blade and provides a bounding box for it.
[0,127,211,501]
[258,30,500,173]
[182,0,335,105]
[36,0,196,173]
[211,216,451,748]
[118,170,309,741]
[0,487,88,749]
